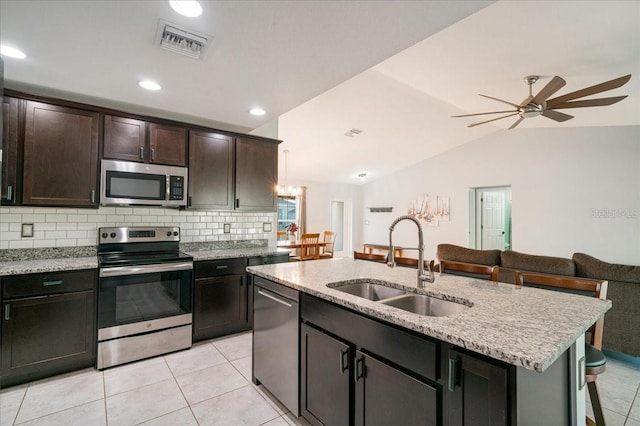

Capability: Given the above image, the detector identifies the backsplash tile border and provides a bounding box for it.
[0,206,276,250]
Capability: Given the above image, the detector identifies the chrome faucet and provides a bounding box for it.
[387,215,435,287]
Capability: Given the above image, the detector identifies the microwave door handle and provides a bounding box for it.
[100,262,193,277]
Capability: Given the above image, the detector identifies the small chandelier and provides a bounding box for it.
[277,149,301,197]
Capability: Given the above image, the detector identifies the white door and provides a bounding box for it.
[481,191,506,250]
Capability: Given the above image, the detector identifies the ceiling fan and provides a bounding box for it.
[452,74,631,129]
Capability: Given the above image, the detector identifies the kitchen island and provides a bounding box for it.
[248,258,611,426]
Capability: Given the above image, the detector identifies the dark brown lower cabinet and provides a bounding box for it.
[193,258,248,341]
[300,295,439,426]
[446,348,511,426]
[1,270,97,388]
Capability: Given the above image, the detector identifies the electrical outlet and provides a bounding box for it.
[223,223,231,233]
[263,222,272,232]
[21,223,34,237]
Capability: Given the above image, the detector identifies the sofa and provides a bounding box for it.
[436,244,640,357]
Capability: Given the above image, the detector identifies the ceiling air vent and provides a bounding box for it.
[154,20,211,60]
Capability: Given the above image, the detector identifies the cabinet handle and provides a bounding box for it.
[139,146,144,160]
[6,185,13,201]
[4,304,10,321]
[188,196,192,207]
[340,349,349,373]
[43,280,63,286]
[151,148,156,162]
[448,358,460,392]
[216,265,228,269]
[235,199,240,208]
[354,357,364,382]
[90,190,96,203]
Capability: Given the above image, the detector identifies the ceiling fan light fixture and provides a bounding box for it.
[520,106,542,118]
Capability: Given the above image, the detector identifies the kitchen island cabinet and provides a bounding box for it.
[0,269,97,388]
[248,259,610,426]
[22,101,99,207]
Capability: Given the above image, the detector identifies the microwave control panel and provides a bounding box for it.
[169,176,185,200]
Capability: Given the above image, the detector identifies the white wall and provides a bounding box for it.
[359,126,640,265]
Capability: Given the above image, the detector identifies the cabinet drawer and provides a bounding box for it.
[195,258,246,278]
[2,269,97,299]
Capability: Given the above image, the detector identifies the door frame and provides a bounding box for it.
[330,198,352,257]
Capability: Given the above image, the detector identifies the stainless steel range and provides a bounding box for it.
[97,226,193,369]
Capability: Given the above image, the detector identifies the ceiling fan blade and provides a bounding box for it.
[478,94,520,108]
[542,110,574,122]
[468,112,520,128]
[508,117,525,130]
[546,74,631,106]
[548,96,628,109]
[529,76,566,105]
[452,110,518,118]
[518,95,534,107]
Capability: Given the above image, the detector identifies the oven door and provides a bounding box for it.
[98,262,193,334]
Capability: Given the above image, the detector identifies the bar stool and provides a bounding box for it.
[439,260,499,281]
[515,271,609,426]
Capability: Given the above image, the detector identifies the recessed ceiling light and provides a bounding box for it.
[358,172,367,182]
[138,80,162,91]
[169,1,202,18]
[0,45,27,59]
[249,108,266,116]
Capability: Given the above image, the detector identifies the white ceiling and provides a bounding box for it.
[2,1,639,185]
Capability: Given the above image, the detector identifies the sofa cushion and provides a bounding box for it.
[500,250,576,276]
[436,244,500,266]
[573,253,640,283]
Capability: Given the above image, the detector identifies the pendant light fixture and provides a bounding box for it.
[277,150,301,197]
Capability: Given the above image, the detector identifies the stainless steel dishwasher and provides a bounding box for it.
[252,276,299,416]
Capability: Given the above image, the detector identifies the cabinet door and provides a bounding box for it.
[301,323,351,426]
[188,130,234,209]
[1,291,96,387]
[354,351,439,426]
[193,274,247,341]
[103,115,146,162]
[2,96,20,205]
[235,137,277,211]
[446,348,509,426]
[23,101,99,207]
[149,122,186,166]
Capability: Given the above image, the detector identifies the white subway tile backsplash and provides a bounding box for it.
[0,206,276,250]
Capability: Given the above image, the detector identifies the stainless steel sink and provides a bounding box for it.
[328,281,406,301]
[381,294,470,316]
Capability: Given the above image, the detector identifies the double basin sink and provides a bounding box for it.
[327,280,470,317]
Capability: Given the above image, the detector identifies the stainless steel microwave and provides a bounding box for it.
[100,159,187,207]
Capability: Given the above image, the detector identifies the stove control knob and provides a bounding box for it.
[173,231,179,236]
[110,232,116,238]
[167,231,172,237]
[101,232,108,239]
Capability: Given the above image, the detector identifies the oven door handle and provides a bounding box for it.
[100,262,193,277]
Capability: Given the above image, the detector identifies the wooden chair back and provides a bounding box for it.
[440,260,498,281]
[276,231,287,241]
[515,271,608,349]
[298,233,321,260]
[394,257,435,271]
[320,231,336,258]
[353,251,387,263]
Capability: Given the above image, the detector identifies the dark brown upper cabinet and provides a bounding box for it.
[235,137,278,212]
[2,96,21,205]
[188,130,234,210]
[22,101,99,207]
[104,115,186,166]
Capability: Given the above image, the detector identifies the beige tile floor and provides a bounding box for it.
[1,331,638,425]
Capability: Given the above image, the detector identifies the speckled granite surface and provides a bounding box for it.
[0,257,98,276]
[185,246,288,261]
[247,258,612,373]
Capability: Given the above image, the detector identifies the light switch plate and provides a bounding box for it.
[223,223,231,233]
[263,222,272,232]
[21,223,34,237]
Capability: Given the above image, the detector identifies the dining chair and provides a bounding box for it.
[319,231,336,259]
[393,257,435,272]
[439,260,499,281]
[353,251,387,263]
[290,233,321,261]
[514,271,609,426]
[277,231,287,241]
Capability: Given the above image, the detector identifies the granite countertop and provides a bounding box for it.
[184,247,287,261]
[247,258,612,373]
[0,257,99,276]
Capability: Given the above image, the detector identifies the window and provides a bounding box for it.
[277,196,298,231]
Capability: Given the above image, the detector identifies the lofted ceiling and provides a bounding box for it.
[1,1,639,186]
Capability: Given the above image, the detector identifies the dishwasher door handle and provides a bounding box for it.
[257,289,292,308]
